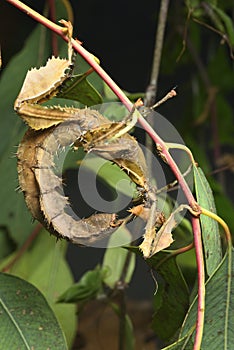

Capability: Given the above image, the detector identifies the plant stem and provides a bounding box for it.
[6,0,63,33]
[146,0,170,104]
[116,285,127,350]
[117,250,133,350]
[48,0,59,56]
[201,207,232,245]
[144,0,170,180]
[191,217,205,350]
[1,224,42,272]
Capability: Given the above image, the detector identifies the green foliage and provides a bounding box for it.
[57,72,103,106]
[57,266,106,303]
[210,4,234,45]
[150,251,190,342]
[0,273,68,350]
[128,247,190,342]
[193,166,222,275]
[178,248,234,349]
[0,231,77,347]
[102,227,136,288]
[0,0,233,349]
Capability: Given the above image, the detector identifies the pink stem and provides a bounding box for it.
[191,217,205,349]
[48,0,59,56]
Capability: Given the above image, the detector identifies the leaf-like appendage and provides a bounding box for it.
[14,57,74,130]
[15,57,71,108]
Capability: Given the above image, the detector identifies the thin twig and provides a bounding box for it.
[153,243,194,270]
[48,0,58,56]
[118,287,126,350]
[151,87,177,109]
[117,250,132,350]
[145,0,171,105]
[1,224,42,272]
[191,217,205,350]
[144,0,170,180]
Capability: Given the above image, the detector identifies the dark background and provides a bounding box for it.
[1,0,233,301]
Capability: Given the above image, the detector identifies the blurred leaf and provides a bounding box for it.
[0,228,16,259]
[179,248,234,349]
[185,0,204,18]
[208,50,234,91]
[102,226,136,288]
[58,266,106,303]
[57,73,103,106]
[100,102,129,122]
[5,230,76,348]
[0,273,68,349]
[72,153,138,199]
[215,95,234,146]
[211,4,234,46]
[215,191,234,234]
[193,166,222,276]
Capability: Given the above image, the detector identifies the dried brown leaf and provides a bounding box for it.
[139,206,187,258]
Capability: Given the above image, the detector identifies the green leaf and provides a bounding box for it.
[4,230,77,348]
[57,72,103,106]
[102,227,136,289]
[178,247,234,349]
[58,266,106,303]
[0,273,68,349]
[211,4,234,46]
[127,247,189,341]
[193,166,222,276]
[149,251,190,341]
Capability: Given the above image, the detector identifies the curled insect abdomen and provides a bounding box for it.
[35,120,121,243]
[17,109,149,245]
[17,113,122,244]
